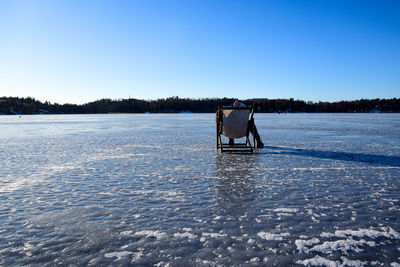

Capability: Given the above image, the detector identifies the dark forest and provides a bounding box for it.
[1,96,399,115]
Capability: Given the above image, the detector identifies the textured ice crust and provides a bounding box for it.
[273,207,299,213]
[109,226,397,266]
[310,239,375,254]
[257,231,290,241]
[104,251,133,260]
[296,255,368,267]
[297,227,400,265]
[173,232,197,239]
[295,238,320,253]
[1,114,400,266]
[321,227,400,239]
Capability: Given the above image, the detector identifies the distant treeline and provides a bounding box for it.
[0,96,399,115]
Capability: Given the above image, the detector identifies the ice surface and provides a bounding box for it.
[104,251,133,260]
[1,113,400,265]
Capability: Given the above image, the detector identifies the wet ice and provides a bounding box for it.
[0,113,400,266]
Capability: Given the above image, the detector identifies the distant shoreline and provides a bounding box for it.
[1,96,399,115]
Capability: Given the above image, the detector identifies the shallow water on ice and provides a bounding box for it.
[1,113,400,266]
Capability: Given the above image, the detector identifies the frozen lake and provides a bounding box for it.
[1,113,400,266]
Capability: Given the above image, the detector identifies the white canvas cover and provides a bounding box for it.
[222,109,250,138]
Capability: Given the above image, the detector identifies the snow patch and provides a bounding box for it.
[341,256,368,266]
[296,255,339,267]
[257,231,289,241]
[296,256,368,267]
[295,238,320,253]
[248,257,260,263]
[273,207,299,213]
[133,230,167,239]
[333,227,400,239]
[310,239,376,254]
[173,232,196,239]
[121,230,133,236]
[321,227,400,240]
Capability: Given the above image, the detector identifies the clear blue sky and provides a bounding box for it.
[0,0,399,104]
